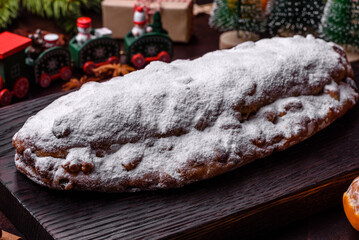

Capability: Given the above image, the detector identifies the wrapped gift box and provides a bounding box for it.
[102,0,193,43]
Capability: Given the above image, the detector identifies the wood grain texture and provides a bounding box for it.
[1,67,359,240]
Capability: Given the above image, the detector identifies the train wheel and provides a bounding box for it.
[131,53,146,69]
[108,56,120,64]
[158,51,171,63]
[83,61,96,75]
[60,67,72,81]
[40,73,52,88]
[13,77,29,99]
[0,89,12,106]
[0,76,4,90]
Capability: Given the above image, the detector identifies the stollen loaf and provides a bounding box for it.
[13,35,358,192]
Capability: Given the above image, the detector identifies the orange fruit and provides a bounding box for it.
[343,176,359,231]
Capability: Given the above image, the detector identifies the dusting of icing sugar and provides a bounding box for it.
[13,35,358,191]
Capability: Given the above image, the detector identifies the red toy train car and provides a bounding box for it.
[0,32,32,106]
[0,31,72,106]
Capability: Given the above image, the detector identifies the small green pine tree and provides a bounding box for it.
[209,0,239,32]
[267,0,325,36]
[321,0,359,47]
[209,0,264,34]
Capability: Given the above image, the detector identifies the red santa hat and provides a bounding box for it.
[133,6,147,25]
[77,17,92,28]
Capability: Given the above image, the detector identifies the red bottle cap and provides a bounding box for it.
[77,17,92,28]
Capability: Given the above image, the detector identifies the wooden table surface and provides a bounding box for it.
[1,5,359,240]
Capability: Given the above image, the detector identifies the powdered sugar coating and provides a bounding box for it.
[13,35,358,191]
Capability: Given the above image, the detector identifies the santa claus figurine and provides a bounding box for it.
[76,17,92,45]
[131,6,152,37]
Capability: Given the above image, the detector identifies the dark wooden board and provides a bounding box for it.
[2,69,359,239]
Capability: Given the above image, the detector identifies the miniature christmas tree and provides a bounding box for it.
[209,0,265,34]
[321,0,359,47]
[267,0,325,36]
[209,0,265,49]
[209,0,239,32]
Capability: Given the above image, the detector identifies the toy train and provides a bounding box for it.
[125,11,173,69]
[0,12,172,106]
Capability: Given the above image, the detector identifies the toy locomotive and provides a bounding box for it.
[125,9,173,69]
[0,11,172,107]
[70,17,121,75]
[26,32,72,89]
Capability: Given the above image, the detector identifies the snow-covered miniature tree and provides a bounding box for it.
[267,0,325,36]
[209,0,265,34]
[321,0,359,47]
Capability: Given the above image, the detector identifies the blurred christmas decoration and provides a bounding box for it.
[0,15,132,106]
[62,63,135,91]
[27,29,45,60]
[62,75,101,91]
[321,0,359,47]
[131,6,153,37]
[0,0,102,33]
[0,0,20,29]
[25,31,72,89]
[267,0,325,37]
[102,0,193,42]
[209,0,239,32]
[94,63,135,78]
[209,0,267,49]
[320,0,359,62]
[69,16,121,75]
[75,16,93,45]
[0,32,32,106]
[0,29,73,107]
[210,0,266,33]
[124,11,173,69]
[23,0,102,33]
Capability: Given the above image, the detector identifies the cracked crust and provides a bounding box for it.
[13,36,359,192]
